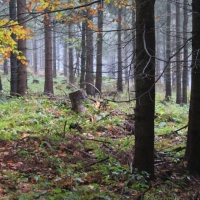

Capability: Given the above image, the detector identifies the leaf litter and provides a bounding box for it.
[0,95,200,199]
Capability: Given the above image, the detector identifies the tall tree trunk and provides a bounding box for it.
[85,12,95,95]
[44,11,53,94]
[80,21,86,88]
[33,37,38,75]
[182,0,188,104]
[53,22,57,78]
[132,3,136,86]
[165,0,172,100]
[185,0,200,175]
[63,41,68,77]
[95,2,103,92]
[0,76,2,91]
[76,51,80,77]
[9,0,17,95]
[176,0,182,104]
[17,0,27,96]
[124,8,129,85]
[133,0,155,178]
[3,60,8,75]
[117,8,123,92]
[69,23,74,84]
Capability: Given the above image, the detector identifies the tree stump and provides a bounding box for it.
[69,89,88,113]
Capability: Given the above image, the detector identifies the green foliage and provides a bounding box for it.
[0,76,195,199]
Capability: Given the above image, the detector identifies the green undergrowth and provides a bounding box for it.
[0,78,197,199]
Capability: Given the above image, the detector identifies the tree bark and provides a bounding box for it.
[176,0,182,104]
[53,21,57,78]
[33,37,38,75]
[44,11,54,95]
[0,76,2,91]
[69,89,88,113]
[85,11,95,95]
[117,8,123,92]
[63,41,68,77]
[3,60,8,75]
[133,0,155,179]
[95,2,103,92]
[185,0,200,175]
[80,21,86,88]
[69,23,74,84]
[9,0,18,96]
[182,0,188,104]
[165,0,172,100]
[17,0,27,96]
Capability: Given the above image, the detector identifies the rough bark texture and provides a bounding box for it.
[17,0,27,96]
[176,0,182,104]
[9,0,18,95]
[95,3,103,92]
[182,0,188,104]
[165,0,172,100]
[69,89,87,113]
[185,0,200,175]
[80,21,86,88]
[117,8,123,92]
[133,0,155,178]
[44,12,54,95]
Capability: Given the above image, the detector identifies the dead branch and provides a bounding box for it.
[85,138,111,144]
[86,156,109,167]
[80,82,102,98]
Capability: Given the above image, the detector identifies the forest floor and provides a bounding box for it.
[0,76,200,199]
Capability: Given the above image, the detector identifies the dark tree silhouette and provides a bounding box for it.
[133,0,155,178]
[185,0,200,175]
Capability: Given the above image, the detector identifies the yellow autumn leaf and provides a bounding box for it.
[36,6,44,12]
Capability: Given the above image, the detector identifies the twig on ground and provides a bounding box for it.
[85,138,111,144]
[86,156,109,167]
[173,124,188,134]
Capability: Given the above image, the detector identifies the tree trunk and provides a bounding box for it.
[9,0,18,96]
[85,12,95,95]
[185,0,200,175]
[0,76,2,91]
[44,11,54,95]
[182,0,188,104]
[69,23,74,84]
[133,0,155,178]
[132,3,136,86]
[3,60,8,75]
[17,0,27,96]
[117,8,123,92]
[33,37,38,75]
[95,2,103,92]
[63,41,68,77]
[80,21,86,88]
[165,0,172,100]
[53,22,57,78]
[176,0,182,104]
